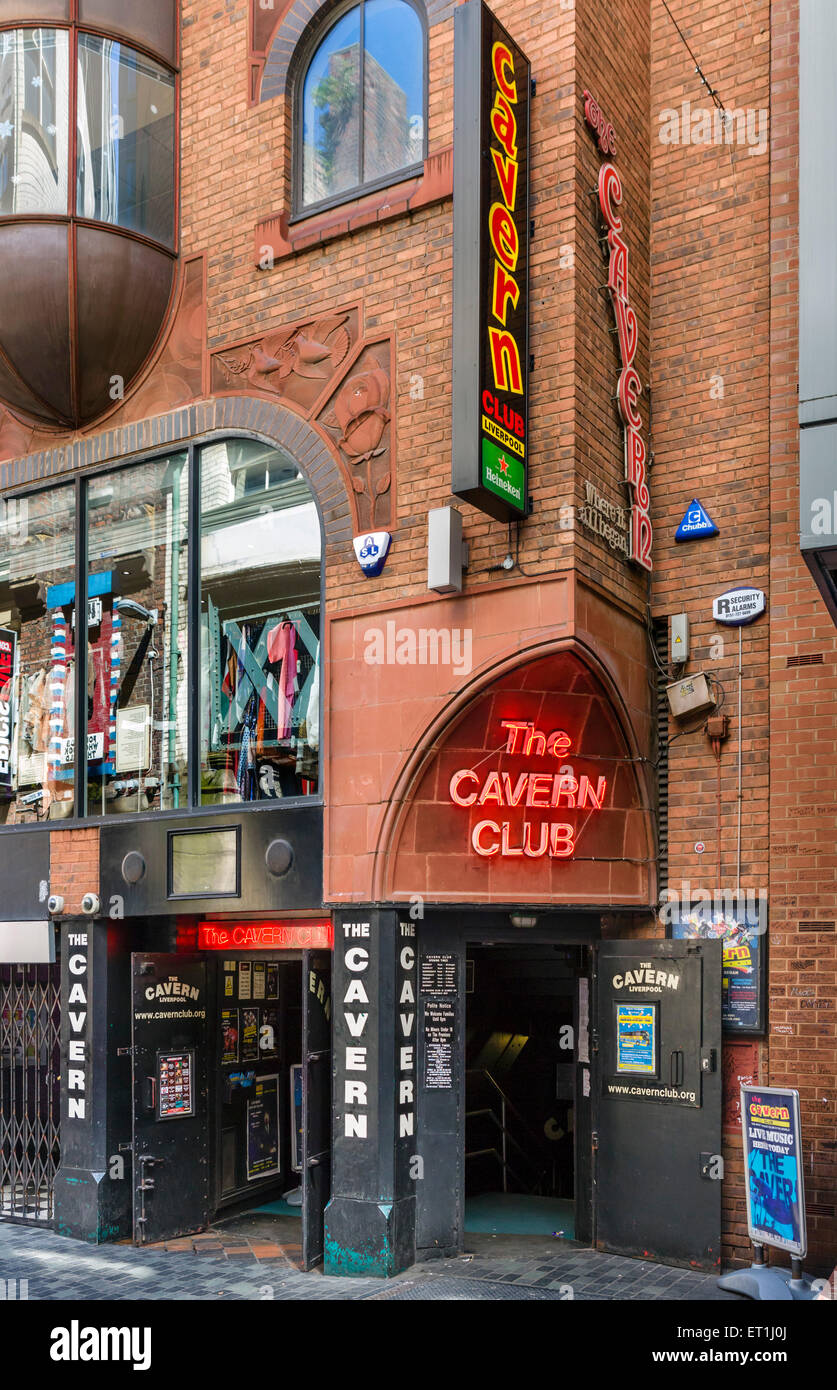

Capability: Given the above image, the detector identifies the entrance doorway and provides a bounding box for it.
[464,945,582,1239]
[130,947,331,1267]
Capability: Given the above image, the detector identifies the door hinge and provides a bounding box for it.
[117,1046,133,1057]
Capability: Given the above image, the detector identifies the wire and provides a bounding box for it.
[660,0,727,115]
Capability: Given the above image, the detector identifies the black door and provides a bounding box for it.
[301,951,331,1270]
[131,953,210,1244]
[592,939,722,1270]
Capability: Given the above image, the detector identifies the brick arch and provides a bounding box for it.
[371,639,657,907]
[259,0,436,105]
[0,397,354,551]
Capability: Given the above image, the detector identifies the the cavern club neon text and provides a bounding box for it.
[584,91,653,572]
[448,720,608,860]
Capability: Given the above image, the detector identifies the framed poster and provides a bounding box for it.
[615,1003,657,1075]
[241,1006,259,1062]
[220,1009,239,1065]
[740,1085,806,1257]
[671,905,766,1034]
[289,1063,303,1174]
[247,1074,280,1181]
[157,1050,195,1120]
[260,1006,278,1059]
[266,963,279,1000]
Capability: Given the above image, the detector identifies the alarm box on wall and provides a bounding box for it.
[665,673,716,720]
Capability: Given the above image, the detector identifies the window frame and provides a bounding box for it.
[0,432,325,830]
[291,0,428,223]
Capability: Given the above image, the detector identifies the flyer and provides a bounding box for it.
[266,963,279,1000]
[238,960,252,1000]
[247,1074,280,1181]
[221,1009,239,1065]
[253,961,266,1000]
[672,908,764,1032]
[615,1003,656,1074]
[241,1006,259,1061]
[260,1005,278,1059]
[157,1051,194,1119]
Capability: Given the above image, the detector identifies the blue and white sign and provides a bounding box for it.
[741,1085,806,1257]
[675,498,718,542]
[353,531,392,578]
[713,587,766,626]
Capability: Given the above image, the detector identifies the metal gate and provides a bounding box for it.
[0,963,61,1222]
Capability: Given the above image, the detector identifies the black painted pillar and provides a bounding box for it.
[53,920,133,1241]
[324,909,417,1276]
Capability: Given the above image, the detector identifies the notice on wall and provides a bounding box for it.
[615,1003,657,1075]
[247,1074,280,1181]
[424,998,455,1089]
[253,961,266,1000]
[420,954,457,996]
[0,626,16,795]
[672,909,765,1033]
[157,1051,194,1119]
[238,960,252,1000]
[266,963,279,1000]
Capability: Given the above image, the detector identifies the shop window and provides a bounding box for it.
[0,28,70,216]
[0,485,76,823]
[86,452,189,816]
[200,439,321,805]
[76,33,176,247]
[297,0,425,215]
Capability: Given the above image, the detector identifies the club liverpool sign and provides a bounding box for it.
[452,0,531,521]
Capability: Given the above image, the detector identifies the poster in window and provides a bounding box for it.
[672,906,765,1033]
[266,963,279,1000]
[157,1051,195,1119]
[0,627,16,796]
[253,961,266,1000]
[260,1005,278,1059]
[224,973,234,997]
[115,704,151,774]
[238,960,252,1000]
[247,1074,280,1181]
[242,1006,259,1062]
[615,1004,657,1075]
[221,1009,239,1064]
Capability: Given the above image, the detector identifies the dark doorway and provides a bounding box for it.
[464,945,581,1239]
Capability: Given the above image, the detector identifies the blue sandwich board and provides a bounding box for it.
[675,499,718,542]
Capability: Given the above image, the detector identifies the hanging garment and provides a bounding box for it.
[305,658,319,752]
[265,621,298,738]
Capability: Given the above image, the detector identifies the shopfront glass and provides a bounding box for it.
[0,485,75,822]
[0,28,70,216]
[199,439,321,804]
[86,452,189,815]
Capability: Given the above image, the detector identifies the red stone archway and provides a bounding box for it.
[379,648,656,907]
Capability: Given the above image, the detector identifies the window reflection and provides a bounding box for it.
[300,0,423,211]
[200,440,321,805]
[0,29,69,215]
[76,34,175,246]
[86,453,189,815]
[0,486,76,822]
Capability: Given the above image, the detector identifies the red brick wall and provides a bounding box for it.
[50,827,100,918]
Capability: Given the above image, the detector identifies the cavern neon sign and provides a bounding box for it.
[584,90,653,572]
[448,719,608,860]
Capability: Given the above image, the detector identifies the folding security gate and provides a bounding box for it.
[0,964,61,1222]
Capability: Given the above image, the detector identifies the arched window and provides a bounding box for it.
[297,0,426,215]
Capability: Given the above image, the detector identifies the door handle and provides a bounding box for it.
[669,1050,684,1087]
[144,1075,156,1112]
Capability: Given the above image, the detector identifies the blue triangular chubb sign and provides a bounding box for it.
[675,499,719,542]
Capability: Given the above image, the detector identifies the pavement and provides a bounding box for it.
[0,1213,747,1301]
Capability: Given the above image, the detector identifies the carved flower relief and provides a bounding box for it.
[321,357,392,531]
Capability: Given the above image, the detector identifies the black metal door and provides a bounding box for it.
[593,939,722,1270]
[301,951,331,1270]
[0,964,60,1222]
[131,953,210,1244]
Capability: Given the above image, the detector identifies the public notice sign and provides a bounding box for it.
[740,1085,807,1257]
[452,0,530,521]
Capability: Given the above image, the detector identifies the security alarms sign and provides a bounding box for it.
[452,0,530,521]
[713,587,766,626]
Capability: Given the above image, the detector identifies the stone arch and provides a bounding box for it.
[0,396,354,552]
[371,637,657,907]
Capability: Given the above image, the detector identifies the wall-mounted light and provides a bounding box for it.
[510,913,538,929]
